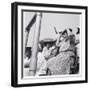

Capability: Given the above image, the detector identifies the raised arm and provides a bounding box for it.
[55,33,61,47]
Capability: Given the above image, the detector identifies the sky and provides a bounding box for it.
[23,11,80,47]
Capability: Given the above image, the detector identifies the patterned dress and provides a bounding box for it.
[47,37,75,75]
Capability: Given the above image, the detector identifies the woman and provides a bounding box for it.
[24,47,32,68]
[35,43,47,76]
[47,30,75,75]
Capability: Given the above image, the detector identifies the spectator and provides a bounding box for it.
[36,43,47,76]
[47,30,75,75]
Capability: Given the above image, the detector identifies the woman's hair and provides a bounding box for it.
[59,31,62,34]
[69,28,72,32]
[38,42,43,52]
[25,47,32,59]
[76,27,80,34]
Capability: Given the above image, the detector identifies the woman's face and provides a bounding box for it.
[38,44,42,51]
[62,33,68,38]
[60,33,68,41]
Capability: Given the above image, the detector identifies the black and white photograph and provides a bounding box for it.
[11,2,88,87]
[23,12,80,77]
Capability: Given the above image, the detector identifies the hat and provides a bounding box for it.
[62,30,67,35]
